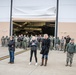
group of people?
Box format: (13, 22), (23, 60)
(0, 34), (70, 51)
(0, 34), (66, 51)
(7, 34), (51, 66)
(1, 34), (30, 49)
(1, 34), (76, 67)
(28, 34), (50, 66)
(28, 35), (76, 67)
(1, 36), (9, 47)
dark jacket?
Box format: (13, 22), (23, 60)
(8, 40), (15, 51)
(75, 44), (76, 53)
(29, 40), (38, 51)
(41, 38), (50, 55)
(67, 43), (75, 53)
(17, 37), (21, 42)
(65, 37), (71, 44)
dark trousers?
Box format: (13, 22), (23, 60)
(9, 50), (14, 63)
(30, 50), (37, 62)
(64, 43), (68, 52)
(20, 41), (23, 48)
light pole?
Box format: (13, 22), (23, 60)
(54, 0), (59, 49)
(10, 0), (13, 36)
(55, 0), (59, 39)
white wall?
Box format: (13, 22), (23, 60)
(0, 0), (76, 22)
(0, 0), (10, 22)
(59, 0), (76, 22)
(13, 0), (56, 7)
(13, 0), (56, 18)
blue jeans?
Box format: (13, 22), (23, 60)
(9, 50), (14, 63)
(42, 54), (48, 59)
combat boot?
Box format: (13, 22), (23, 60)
(70, 62), (72, 67)
(65, 62), (68, 66)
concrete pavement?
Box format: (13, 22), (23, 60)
(0, 47), (25, 58)
(0, 47), (76, 75)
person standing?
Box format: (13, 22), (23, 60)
(55, 37), (60, 50)
(26, 35), (30, 49)
(29, 36), (38, 65)
(1, 36), (5, 47)
(40, 34), (50, 66)
(60, 36), (65, 51)
(8, 36), (15, 64)
(37, 35), (42, 50)
(64, 35), (71, 52)
(20, 34), (24, 48)
(5, 36), (9, 47)
(23, 35), (27, 49)
(14, 36), (18, 48)
(17, 35), (21, 48)
(49, 36), (53, 50)
(65, 39), (75, 67)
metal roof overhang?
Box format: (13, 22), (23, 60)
(13, 18), (56, 22)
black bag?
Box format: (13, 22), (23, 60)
(40, 46), (45, 54)
(40, 49), (44, 54)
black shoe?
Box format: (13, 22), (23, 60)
(65, 64), (68, 66)
(8, 62), (14, 64)
(11, 62), (14, 64)
(44, 64), (47, 66)
(8, 62), (11, 64)
(69, 64), (72, 67)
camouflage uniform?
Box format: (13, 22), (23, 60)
(5, 36), (9, 47)
(17, 36), (21, 48)
(26, 36), (30, 48)
(14, 36), (18, 48)
(60, 38), (64, 51)
(23, 35), (27, 49)
(37, 35), (42, 50)
(55, 37), (60, 50)
(1, 36), (5, 47)
(66, 41), (75, 67)
(49, 36), (54, 50)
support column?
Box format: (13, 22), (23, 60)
(55, 0), (59, 39)
(54, 0), (59, 49)
(10, 0), (13, 36)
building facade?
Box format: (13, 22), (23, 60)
(0, 0), (76, 43)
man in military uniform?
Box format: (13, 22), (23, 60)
(20, 34), (24, 48)
(55, 37), (60, 50)
(37, 35), (42, 50)
(49, 36), (54, 50)
(17, 35), (21, 48)
(14, 36), (18, 48)
(1, 36), (5, 47)
(66, 39), (75, 67)
(26, 35), (30, 49)
(5, 36), (9, 47)
(60, 36), (65, 51)
(64, 35), (71, 52)
(23, 35), (27, 49)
